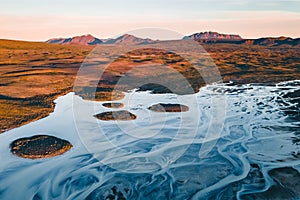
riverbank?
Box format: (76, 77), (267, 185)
(1, 40), (299, 133)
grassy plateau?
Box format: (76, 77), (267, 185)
(0, 39), (299, 133)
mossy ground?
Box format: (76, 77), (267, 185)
(1, 40), (299, 133)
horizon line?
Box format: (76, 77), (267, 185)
(1, 31), (299, 43)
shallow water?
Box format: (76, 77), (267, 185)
(0, 80), (299, 199)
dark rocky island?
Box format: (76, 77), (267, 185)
(10, 135), (72, 159)
(102, 102), (124, 109)
(94, 110), (137, 121)
(148, 103), (189, 112)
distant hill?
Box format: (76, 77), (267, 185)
(104, 34), (154, 45)
(46, 34), (103, 45)
(185, 31), (300, 46)
(46, 32), (300, 47)
(244, 37), (300, 46)
(184, 31), (243, 42)
(46, 34), (154, 45)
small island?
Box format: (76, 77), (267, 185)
(10, 135), (72, 159)
(94, 110), (137, 121)
(102, 102), (124, 109)
(148, 103), (189, 112)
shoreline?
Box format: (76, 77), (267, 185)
(0, 87), (72, 133)
(2, 78), (299, 134)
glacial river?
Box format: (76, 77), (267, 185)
(0, 80), (299, 199)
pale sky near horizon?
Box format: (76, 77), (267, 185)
(1, 0), (300, 41)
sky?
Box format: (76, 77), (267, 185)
(1, 0), (300, 41)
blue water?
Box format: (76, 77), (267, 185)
(0, 80), (299, 200)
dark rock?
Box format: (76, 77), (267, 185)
(10, 135), (72, 159)
(137, 83), (173, 94)
(102, 102), (124, 109)
(94, 110), (136, 121)
(148, 103), (189, 112)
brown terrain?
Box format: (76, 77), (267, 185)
(94, 110), (137, 121)
(102, 102), (124, 109)
(10, 135), (72, 159)
(1, 32), (300, 134)
(0, 39), (92, 133)
(148, 103), (189, 112)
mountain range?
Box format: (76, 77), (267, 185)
(104, 34), (154, 44)
(46, 34), (103, 45)
(184, 31), (242, 42)
(46, 34), (154, 45)
(46, 31), (300, 47)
